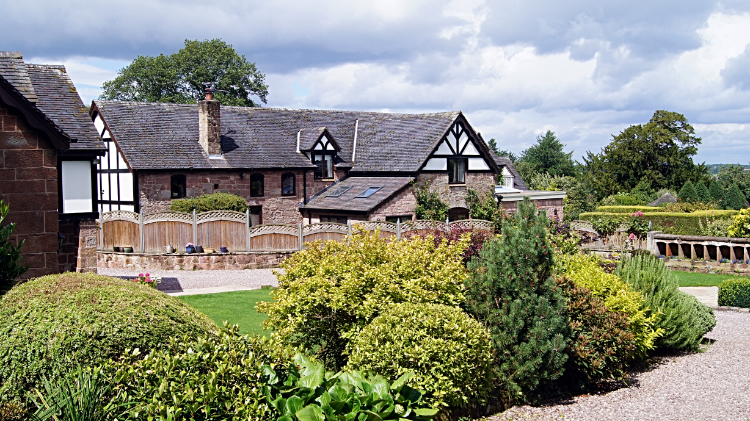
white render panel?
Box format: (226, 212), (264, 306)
(118, 173), (134, 201)
(462, 141), (480, 156)
(102, 129), (111, 139)
(468, 158), (490, 171)
(93, 114), (105, 134)
(120, 205), (135, 212)
(326, 142), (335, 150)
(314, 142), (323, 150)
(435, 139), (453, 155)
(117, 151), (128, 169)
(457, 132), (468, 152)
(423, 158), (447, 171)
(61, 161), (93, 214)
(100, 173), (110, 201)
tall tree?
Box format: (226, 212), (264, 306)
(709, 181), (724, 204)
(101, 39), (268, 107)
(716, 164), (750, 200)
(695, 181), (710, 203)
(518, 131), (576, 177)
(724, 184), (746, 210)
(581, 110), (707, 200)
(678, 181), (699, 203)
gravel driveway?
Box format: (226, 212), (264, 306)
(97, 268), (279, 292)
(491, 311), (750, 421)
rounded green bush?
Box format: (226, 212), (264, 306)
(170, 192), (247, 213)
(718, 278), (750, 308)
(345, 303), (494, 408)
(0, 272), (217, 403)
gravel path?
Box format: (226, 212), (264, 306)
(491, 311), (750, 421)
(97, 268), (279, 292)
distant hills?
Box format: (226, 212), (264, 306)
(706, 164), (750, 175)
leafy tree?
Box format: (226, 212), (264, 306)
(716, 164), (750, 200)
(563, 179), (597, 220)
(695, 181), (710, 203)
(465, 198), (568, 401)
(709, 181), (724, 204)
(581, 110), (707, 200)
(488, 138), (518, 162)
(518, 131), (576, 177)
(678, 181), (699, 203)
(630, 179), (656, 204)
(101, 39), (268, 106)
(0, 201), (27, 294)
(723, 183), (746, 210)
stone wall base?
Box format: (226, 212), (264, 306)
(97, 251), (294, 271)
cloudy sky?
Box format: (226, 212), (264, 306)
(3, 0), (750, 164)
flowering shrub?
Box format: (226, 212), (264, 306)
(549, 218), (580, 255)
(404, 225), (493, 263)
(134, 273), (160, 288)
(727, 208), (750, 238)
(626, 211), (649, 239)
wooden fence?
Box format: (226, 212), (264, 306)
(99, 210), (495, 253)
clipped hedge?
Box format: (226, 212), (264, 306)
(103, 326), (295, 421)
(346, 303), (494, 408)
(595, 206), (666, 214)
(170, 192), (247, 213)
(579, 210), (738, 235)
(0, 273), (217, 404)
(718, 278), (750, 308)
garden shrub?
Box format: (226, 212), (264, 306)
(0, 272), (217, 405)
(718, 278), (750, 308)
(346, 303), (494, 408)
(599, 193), (643, 206)
(465, 198), (568, 402)
(687, 293), (716, 336)
(579, 210), (737, 236)
(264, 355), (439, 421)
(595, 206), (664, 214)
(723, 183), (746, 210)
(258, 230), (468, 369)
(630, 179), (656, 204)
(678, 181), (700, 203)
(727, 208), (750, 238)
(556, 277), (635, 387)
(548, 219), (580, 256)
(405, 225), (493, 264)
(696, 181), (710, 203)
(559, 254), (662, 359)
(0, 200), (27, 295)
(414, 182), (449, 221)
(709, 181), (724, 204)
(169, 192), (247, 213)
(591, 214), (623, 238)
(102, 325), (295, 421)
(699, 212), (733, 237)
(661, 201), (717, 213)
(616, 255), (712, 351)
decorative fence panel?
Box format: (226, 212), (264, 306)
(99, 210), (497, 253)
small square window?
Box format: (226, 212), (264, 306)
(356, 187), (382, 198)
(320, 215), (347, 224)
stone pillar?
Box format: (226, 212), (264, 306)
(646, 231), (661, 254)
(704, 244), (708, 261)
(690, 243), (696, 261)
(76, 219), (99, 273)
(677, 239), (684, 259)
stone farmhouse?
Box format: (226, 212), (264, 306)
(0, 52), (105, 278)
(91, 90), (563, 225)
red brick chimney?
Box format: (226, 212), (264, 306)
(199, 84), (221, 156)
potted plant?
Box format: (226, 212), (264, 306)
(195, 245), (204, 253)
(185, 242), (195, 253)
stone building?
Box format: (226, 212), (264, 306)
(91, 90), (563, 225)
(0, 52), (105, 278)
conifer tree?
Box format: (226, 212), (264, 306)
(678, 181), (699, 203)
(465, 198), (568, 402)
(724, 183), (746, 210)
(709, 181), (724, 204)
(695, 181), (710, 203)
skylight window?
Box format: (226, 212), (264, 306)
(356, 187), (382, 198)
(327, 186), (352, 197)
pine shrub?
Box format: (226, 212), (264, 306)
(709, 181), (724, 204)
(556, 277), (635, 387)
(465, 198), (568, 402)
(616, 255), (713, 351)
(678, 181), (699, 203)
(169, 192), (247, 213)
(258, 230), (469, 370)
(346, 303), (495, 408)
(723, 184), (746, 210)
(696, 181), (710, 203)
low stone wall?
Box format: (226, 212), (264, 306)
(662, 258), (750, 276)
(97, 250), (294, 271)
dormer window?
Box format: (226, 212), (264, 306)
(502, 167), (514, 188)
(313, 153), (334, 179)
(300, 129), (340, 180)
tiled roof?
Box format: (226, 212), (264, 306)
(0, 52), (37, 103)
(299, 127), (327, 150)
(301, 176), (413, 213)
(26, 65), (105, 151)
(491, 154), (528, 190)
(0, 52), (104, 152)
(93, 100), (459, 172)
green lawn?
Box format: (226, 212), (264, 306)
(177, 288), (273, 336)
(672, 270), (745, 287)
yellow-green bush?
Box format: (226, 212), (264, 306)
(579, 210), (737, 236)
(346, 303), (494, 408)
(257, 230), (469, 369)
(559, 254), (662, 358)
(727, 208), (750, 238)
(595, 206), (665, 214)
